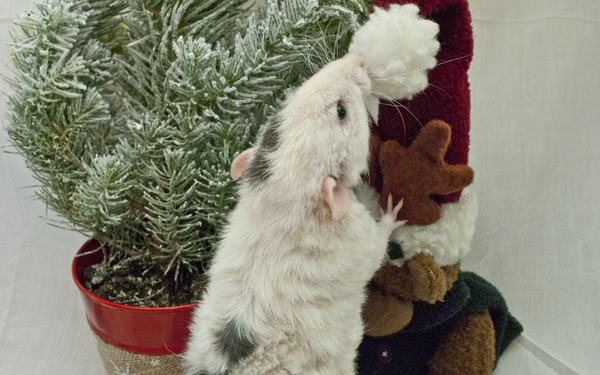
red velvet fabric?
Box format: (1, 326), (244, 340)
(371, 0), (473, 204)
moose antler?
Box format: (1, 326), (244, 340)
(376, 120), (474, 225)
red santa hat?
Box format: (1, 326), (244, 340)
(370, 0), (474, 204)
(349, 0), (477, 266)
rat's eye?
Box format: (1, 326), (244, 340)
(337, 102), (347, 121)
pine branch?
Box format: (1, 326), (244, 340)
(5, 0), (372, 290)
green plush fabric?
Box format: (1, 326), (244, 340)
(402, 271), (470, 333)
(406, 271), (524, 364)
(387, 241), (405, 260)
(356, 271), (523, 374)
(459, 272), (524, 361)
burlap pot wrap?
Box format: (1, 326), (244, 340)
(93, 332), (183, 375)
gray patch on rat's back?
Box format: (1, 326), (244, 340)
(245, 116), (282, 187)
(215, 319), (258, 368)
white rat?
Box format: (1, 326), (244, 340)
(182, 54), (405, 375)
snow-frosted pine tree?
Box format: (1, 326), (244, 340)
(5, 0), (371, 305)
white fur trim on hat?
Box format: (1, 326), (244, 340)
(349, 4), (440, 102)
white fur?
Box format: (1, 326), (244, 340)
(183, 55), (401, 375)
(349, 4), (440, 102)
(355, 184), (478, 267)
(365, 94), (380, 125)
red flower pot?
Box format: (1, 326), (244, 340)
(72, 239), (198, 355)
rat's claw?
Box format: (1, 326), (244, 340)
(380, 193), (394, 217)
(381, 195), (405, 228)
(393, 198), (404, 217)
(386, 194), (404, 219)
(394, 219), (408, 230)
(379, 194), (406, 230)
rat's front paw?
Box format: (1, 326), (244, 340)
(379, 194), (407, 234)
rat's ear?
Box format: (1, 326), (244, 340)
(231, 148), (255, 180)
(321, 176), (350, 220)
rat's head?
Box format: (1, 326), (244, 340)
(233, 54), (373, 220)
(248, 54), (372, 190)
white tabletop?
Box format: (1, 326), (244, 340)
(1, 1), (599, 374)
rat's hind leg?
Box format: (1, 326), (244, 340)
(235, 332), (299, 375)
(183, 315), (246, 375)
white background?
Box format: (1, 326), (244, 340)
(1, 0), (599, 374)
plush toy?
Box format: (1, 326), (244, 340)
(348, 1), (523, 375)
(226, 2), (522, 374)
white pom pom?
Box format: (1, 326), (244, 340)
(349, 4), (440, 101)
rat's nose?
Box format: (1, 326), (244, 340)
(343, 53), (365, 68)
